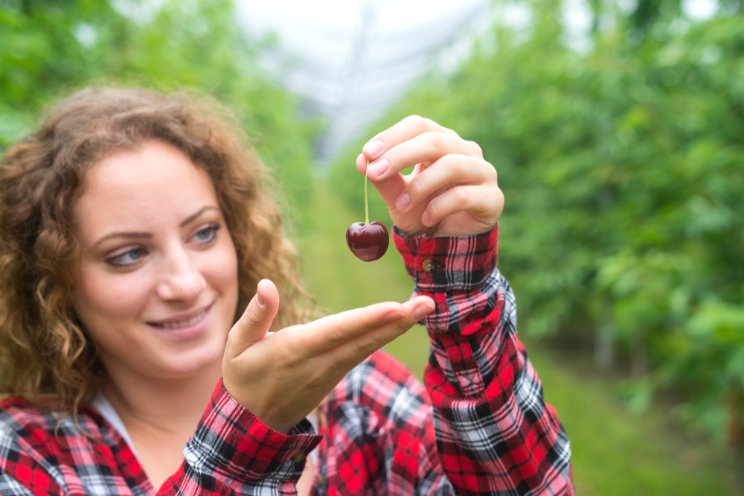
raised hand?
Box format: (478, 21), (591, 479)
(222, 279), (434, 433)
(356, 115), (504, 238)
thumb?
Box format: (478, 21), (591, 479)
(355, 153), (406, 211)
(225, 279), (280, 359)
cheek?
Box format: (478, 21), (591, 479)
(71, 266), (150, 331)
(215, 243), (240, 304)
(199, 238), (240, 314)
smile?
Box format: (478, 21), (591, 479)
(149, 305), (211, 330)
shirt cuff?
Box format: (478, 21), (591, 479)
(393, 225), (498, 293)
(186, 379), (322, 482)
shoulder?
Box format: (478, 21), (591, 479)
(363, 349), (424, 387)
(327, 351), (431, 428)
(352, 350), (426, 398)
(1, 397), (63, 444)
(0, 397), (115, 493)
(0, 396), (112, 455)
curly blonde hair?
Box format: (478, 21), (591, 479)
(0, 86), (310, 416)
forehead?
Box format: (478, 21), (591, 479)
(73, 141), (218, 232)
(84, 139), (209, 188)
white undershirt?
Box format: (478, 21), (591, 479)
(306, 410), (319, 464)
(92, 393), (319, 465)
(91, 393), (138, 455)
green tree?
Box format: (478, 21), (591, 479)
(0, 0), (317, 218)
(329, 0), (744, 445)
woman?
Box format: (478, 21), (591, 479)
(0, 86), (573, 494)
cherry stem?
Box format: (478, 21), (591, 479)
(364, 160), (370, 224)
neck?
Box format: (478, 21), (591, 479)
(101, 361), (221, 436)
(99, 359), (222, 489)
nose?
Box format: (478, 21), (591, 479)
(155, 248), (207, 302)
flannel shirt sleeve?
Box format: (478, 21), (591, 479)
(394, 225), (573, 495)
(159, 379), (321, 495)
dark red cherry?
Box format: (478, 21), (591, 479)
(346, 221), (389, 262)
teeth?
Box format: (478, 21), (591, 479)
(153, 311), (206, 329)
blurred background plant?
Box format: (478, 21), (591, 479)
(1, 0), (742, 493)
(0, 0), (317, 212)
(331, 0), (744, 451)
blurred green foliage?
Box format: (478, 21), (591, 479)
(330, 1), (744, 446)
(0, 0), (317, 218)
(300, 183), (743, 495)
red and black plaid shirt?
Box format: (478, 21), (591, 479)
(0, 225), (573, 495)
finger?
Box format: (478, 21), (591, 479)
(356, 131), (478, 180)
(354, 116), (460, 204)
(325, 296), (435, 368)
(356, 115), (459, 182)
(366, 132), (482, 183)
(354, 137), (481, 213)
(225, 279), (280, 358)
(422, 184), (504, 231)
(295, 296), (435, 356)
(395, 155), (497, 214)
(353, 157), (408, 212)
(360, 115), (458, 162)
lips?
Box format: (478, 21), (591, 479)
(149, 304), (212, 330)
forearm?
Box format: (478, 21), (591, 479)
(158, 380), (321, 495)
(425, 271), (571, 494)
(395, 226), (573, 495)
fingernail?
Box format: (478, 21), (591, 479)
(396, 192), (411, 212)
(412, 301), (433, 321)
(356, 154), (365, 168)
(363, 139), (384, 157)
(368, 158), (388, 178)
(256, 291), (265, 307)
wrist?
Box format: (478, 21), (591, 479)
(392, 224), (498, 293)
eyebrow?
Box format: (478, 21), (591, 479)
(179, 205), (220, 228)
(91, 205), (221, 250)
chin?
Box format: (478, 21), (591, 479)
(159, 340), (224, 379)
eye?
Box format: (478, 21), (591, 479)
(105, 247), (147, 267)
(193, 223), (220, 245)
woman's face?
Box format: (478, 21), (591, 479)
(70, 140), (239, 382)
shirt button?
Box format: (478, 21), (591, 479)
(292, 453), (306, 463)
(422, 259), (434, 272)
